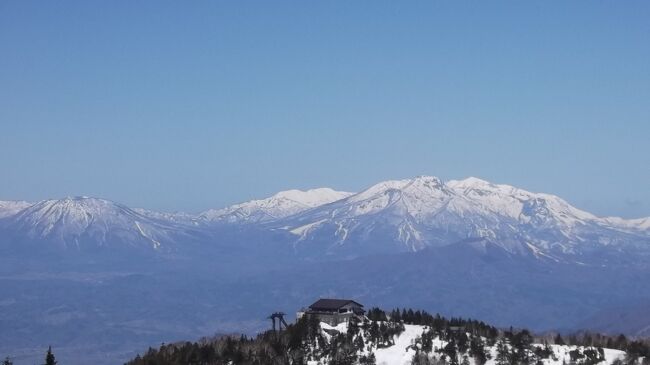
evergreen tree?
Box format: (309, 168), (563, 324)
(511, 329), (533, 364)
(440, 340), (458, 365)
(421, 330), (434, 353)
(615, 334), (628, 350)
(412, 353), (434, 365)
(390, 309), (402, 322)
(359, 352), (376, 365)
(369, 321), (380, 344)
(469, 336), (489, 365)
(495, 338), (510, 365)
(44, 346), (57, 365)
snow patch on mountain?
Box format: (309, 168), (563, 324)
(600, 216), (650, 233)
(290, 219), (328, 238)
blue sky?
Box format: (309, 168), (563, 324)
(1, 1), (649, 217)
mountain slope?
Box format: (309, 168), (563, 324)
(0, 196), (195, 252)
(200, 188), (353, 223)
(0, 200), (32, 218)
(1, 177), (648, 261)
(276, 176), (650, 260)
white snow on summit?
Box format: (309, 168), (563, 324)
(3, 196), (185, 250)
(200, 188), (353, 223)
(1, 176), (648, 258)
(447, 177), (599, 226)
(276, 176), (650, 257)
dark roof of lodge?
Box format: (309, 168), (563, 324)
(309, 299), (364, 311)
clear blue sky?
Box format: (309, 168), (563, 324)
(1, 1), (649, 217)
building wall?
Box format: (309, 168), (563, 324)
(300, 311), (358, 326)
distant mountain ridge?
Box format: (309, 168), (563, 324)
(199, 187), (353, 223)
(273, 176), (650, 260)
(1, 177), (648, 260)
(0, 196), (196, 252)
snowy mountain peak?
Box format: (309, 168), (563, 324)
(412, 174), (444, 184)
(447, 176), (495, 189)
(200, 187), (354, 223)
(349, 176), (446, 202)
(16, 196), (125, 225)
(401, 175), (446, 194)
(277, 176), (650, 258)
(447, 178), (599, 223)
(2, 196), (185, 250)
(271, 187), (353, 207)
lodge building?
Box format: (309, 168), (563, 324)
(297, 298), (365, 326)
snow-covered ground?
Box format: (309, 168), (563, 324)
(311, 322), (630, 365)
(373, 324), (427, 365)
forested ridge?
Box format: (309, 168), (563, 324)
(125, 308), (650, 365)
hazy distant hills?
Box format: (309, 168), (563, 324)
(1, 176), (649, 365)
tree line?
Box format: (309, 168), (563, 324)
(125, 313), (404, 365)
(125, 307), (650, 365)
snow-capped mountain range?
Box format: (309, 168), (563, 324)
(275, 176), (650, 259)
(1, 176), (648, 260)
